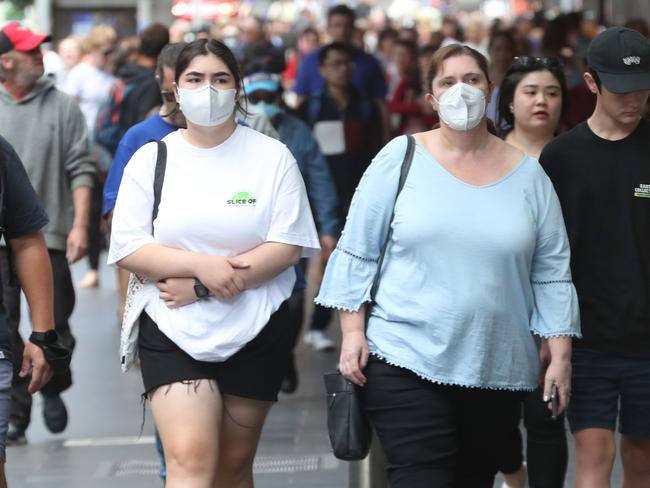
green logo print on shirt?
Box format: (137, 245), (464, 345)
(634, 184), (650, 198)
(227, 191), (257, 205)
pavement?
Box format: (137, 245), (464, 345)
(5, 258), (623, 487)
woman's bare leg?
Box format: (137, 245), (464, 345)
(215, 395), (273, 488)
(151, 380), (222, 488)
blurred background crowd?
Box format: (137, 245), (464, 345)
(2, 0), (650, 136)
(0, 0), (647, 304)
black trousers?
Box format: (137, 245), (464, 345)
(86, 177), (105, 270)
(0, 248), (76, 430)
(525, 388), (568, 487)
(362, 357), (524, 488)
(498, 387), (568, 487)
(286, 288), (305, 350)
(309, 302), (331, 331)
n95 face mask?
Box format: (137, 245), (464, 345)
(434, 83), (487, 131)
(177, 86), (237, 127)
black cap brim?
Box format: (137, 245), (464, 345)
(598, 70), (650, 94)
(0, 31), (12, 55)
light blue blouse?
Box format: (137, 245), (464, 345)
(315, 135), (581, 390)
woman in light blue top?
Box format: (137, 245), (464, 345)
(316, 44), (580, 487)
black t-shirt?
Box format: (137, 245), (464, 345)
(540, 118), (650, 358)
(0, 135), (49, 356)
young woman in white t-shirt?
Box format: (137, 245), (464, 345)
(108, 39), (320, 487)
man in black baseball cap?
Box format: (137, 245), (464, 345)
(587, 26), (650, 93)
(539, 26), (650, 488)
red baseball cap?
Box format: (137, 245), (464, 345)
(0, 22), (51, 55)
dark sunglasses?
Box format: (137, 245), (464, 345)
(514, 56), (562, 69)
(247, 92), (277, 104)
(160, 90), (177, 103)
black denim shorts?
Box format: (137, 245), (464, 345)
(568, 348), (650, 438)
(138, 302), (291, 402)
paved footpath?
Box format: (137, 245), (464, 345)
(6, 260), (622, 487)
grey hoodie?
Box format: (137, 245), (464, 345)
(0, 75), (95, 250)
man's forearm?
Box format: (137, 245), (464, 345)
(8, 232), (54, 332)
(72, 185), (92, 229)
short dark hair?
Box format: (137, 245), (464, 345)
(588, 68), (602, 91)
(318, 42), (351, 65)
(139, 23), (170, 59)
(175, 39), (246, 114)
(378, 27), (398, 44)
(327, 4), (355, 23)
(156, 42), (187, 84)
(497, 59), (569, 130)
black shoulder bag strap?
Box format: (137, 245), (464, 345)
(365, 134), (415, 329)
(151, 140), (167, 224)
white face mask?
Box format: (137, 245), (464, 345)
(433, 82), (486, 131)
(177, 85), (237, 127)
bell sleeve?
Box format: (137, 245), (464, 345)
(529, 173), (581, 338)
(315, 136), (409, 311)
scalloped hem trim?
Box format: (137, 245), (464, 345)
(369, 352), (536, 391)
(313, 297), (364, 313)
(530, 329), (582, 339)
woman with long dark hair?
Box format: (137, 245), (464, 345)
(108, 39), (319, 487)
(496, 56), (571, 488)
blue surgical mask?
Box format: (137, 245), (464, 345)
(256, 102), (282, 120)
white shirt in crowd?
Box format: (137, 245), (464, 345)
(43, 50), (68, 88)
(108, 125), (320, 361)
(63, 62), (115, 130)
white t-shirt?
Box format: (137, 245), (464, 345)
(107, 126), (320, 361)
(63, 62), (115, 130)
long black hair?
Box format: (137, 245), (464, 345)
(175, 38), (247, 115)
(496, 58), (569, 132)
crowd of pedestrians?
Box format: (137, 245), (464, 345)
(0, 4), (648, 488)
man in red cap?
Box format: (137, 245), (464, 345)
(0, 22), (95, 444)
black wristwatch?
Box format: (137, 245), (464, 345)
(194, 279), (210, 299)
(29, 329), (58, 345)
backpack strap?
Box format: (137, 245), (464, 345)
(151, 140), (167, 225)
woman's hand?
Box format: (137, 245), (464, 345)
(543, 357), (571, 415)
(338, 330), (368, 387)
(157, 278), (198, 309)
(195, 256), (250, 300)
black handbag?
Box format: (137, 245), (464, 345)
(28, 332), (72, 375)
(324, 135), (416, 461)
